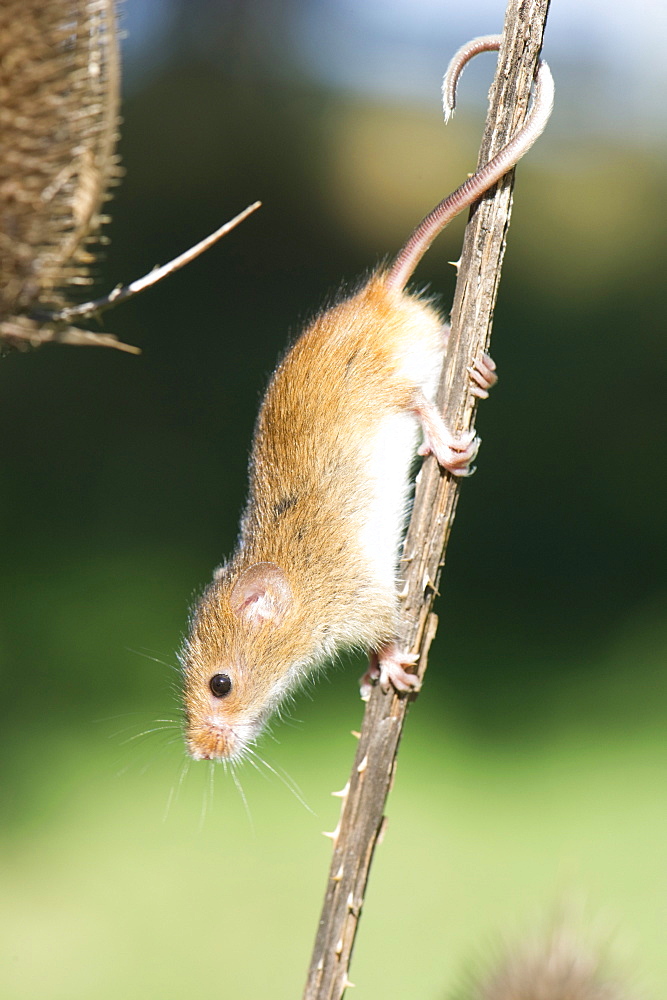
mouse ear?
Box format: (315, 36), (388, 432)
(229, 562), (293, 627)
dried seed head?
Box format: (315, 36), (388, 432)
(458, 924), (638, 1000)
(0, 0), (121, 322)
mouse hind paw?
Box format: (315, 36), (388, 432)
(411, 350), (497, 476)
(412, 390), (479, 476)
(468, 352), (497, 399)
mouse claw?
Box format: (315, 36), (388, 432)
(421, 426), (480, 476)
(359, 676), (374, 702)
(359, 654), (380, 700)
(468, 352), (497, 399)
(412, 392), (480, 476)
(359, 645), (421, 698)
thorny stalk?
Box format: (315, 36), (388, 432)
(302, 2), (552, 998)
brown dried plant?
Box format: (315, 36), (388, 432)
(0, 0), (259, 355)
(0, 0), (132, 351)
(458, 923), (637, 1000)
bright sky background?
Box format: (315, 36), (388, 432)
(122, 0), (667, 144)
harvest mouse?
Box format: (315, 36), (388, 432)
(182, 36), (554, 762)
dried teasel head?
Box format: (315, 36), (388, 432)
(0, 0), (259, 354)
(454, 921), (639, 1000)
(0, 0), (133, 352)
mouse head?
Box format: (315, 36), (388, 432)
(182, 561), (299, 763)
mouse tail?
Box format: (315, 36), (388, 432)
(385, 36), (554, 293)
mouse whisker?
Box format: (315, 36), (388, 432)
(118, 723), (180, 746)
(198, 760), (216, 831)
(246, 747), (315, 815)
(163, 757), (192, 823)
(125, 646), (181, 674)
(230, 764), (255, 834)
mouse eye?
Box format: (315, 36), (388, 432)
(209, 673), (232, 698)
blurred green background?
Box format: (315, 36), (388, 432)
(1, 1), (666, 998)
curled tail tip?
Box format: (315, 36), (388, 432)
(388, 37), (553, 293)
(537, 58), (556, 124)
(441, 73), (457, 123)
(442, 34), (503, 125)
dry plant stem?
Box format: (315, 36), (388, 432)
(0, 316), (141, 353)
(50, 201), (262, 323)
(2, 203), (262, 355)
(302, 2), (551, 999)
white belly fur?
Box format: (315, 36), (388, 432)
(358, 331), (445, 591)
(357, 409), (419, 590)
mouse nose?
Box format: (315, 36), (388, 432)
(186, 719), (237, 761)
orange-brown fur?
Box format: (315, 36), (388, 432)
(183, 274), (445, 759)
(180, 34), (553, 762)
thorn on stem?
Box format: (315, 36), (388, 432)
(322, 822), (341, 844)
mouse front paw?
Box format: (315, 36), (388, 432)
(359, 644), (421, 700)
